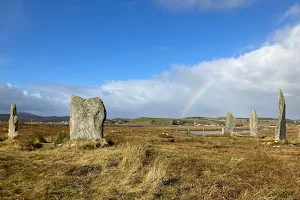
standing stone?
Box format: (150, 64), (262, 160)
(221, 127), (225, 135)
(8, 104), (18, 139)
(224, 112), (236, 135)
(250, 109), (258, 137)
(298, 126), (300, 142)
(275, 89), (286, 141)
(70, 95), (106, 140)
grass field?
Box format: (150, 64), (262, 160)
(1, 122), (300, 199)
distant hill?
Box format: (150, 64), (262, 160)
(18, 112), (40, 117)
(0, 112), (69, 123)
(0, 113), (297, 124)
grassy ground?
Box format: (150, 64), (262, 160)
(1, 123), (300, 200)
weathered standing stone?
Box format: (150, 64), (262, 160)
(8, 104), (18, 139)
(250, 109), (258, 137)
(221, 127), (225, 135)
(70, 95), (106, 140)
(224, 112), (236, 135)
(298, 127), (300, 142)
(275, 89), (286, 141)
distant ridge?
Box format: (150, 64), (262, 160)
(0, 113), (69, 123)
(18, 112), (40, 117)
(0, 113), (296, 123)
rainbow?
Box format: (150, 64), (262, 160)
(181, 79), (215, 117)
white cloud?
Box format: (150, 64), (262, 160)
(0, 83), (68, 116)
(5, 83), (17, 88)
(280, 3), (300, 23)
(22, 90), (28, 96)
(31, 92), (42, 98)
(4, 23), (300, 118)
(284, 92), (294, 97)
(156, 0), (255, 11)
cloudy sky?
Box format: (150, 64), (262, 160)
(1, 0), (300, 119)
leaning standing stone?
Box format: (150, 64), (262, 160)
(224, 112), (235, 135)
(69, 95), (106, 140)
(8, 104), (18, 139)
(250, 109), (258, 137)
(275, 89), (286, 141)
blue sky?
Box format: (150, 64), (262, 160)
(1, 0), (300, 118)
(0, 0), (294, 85)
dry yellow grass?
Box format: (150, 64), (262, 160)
(1, 123), (300, 199)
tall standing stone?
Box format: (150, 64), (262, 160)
(69, 95), (106, 140)
(275, 89), (286, 141)
(8, 104), (18, 139)
(224, 112), (236, 135)
(250, 109), (258, 137)
(298, 126), (300, 142)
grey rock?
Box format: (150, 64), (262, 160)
(275, 89), (286, 141)
(250, 109), (258, 137)
(224, 112), (236, 135)
(70, 95), (106, 140)
(8, 104), (18, 139)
